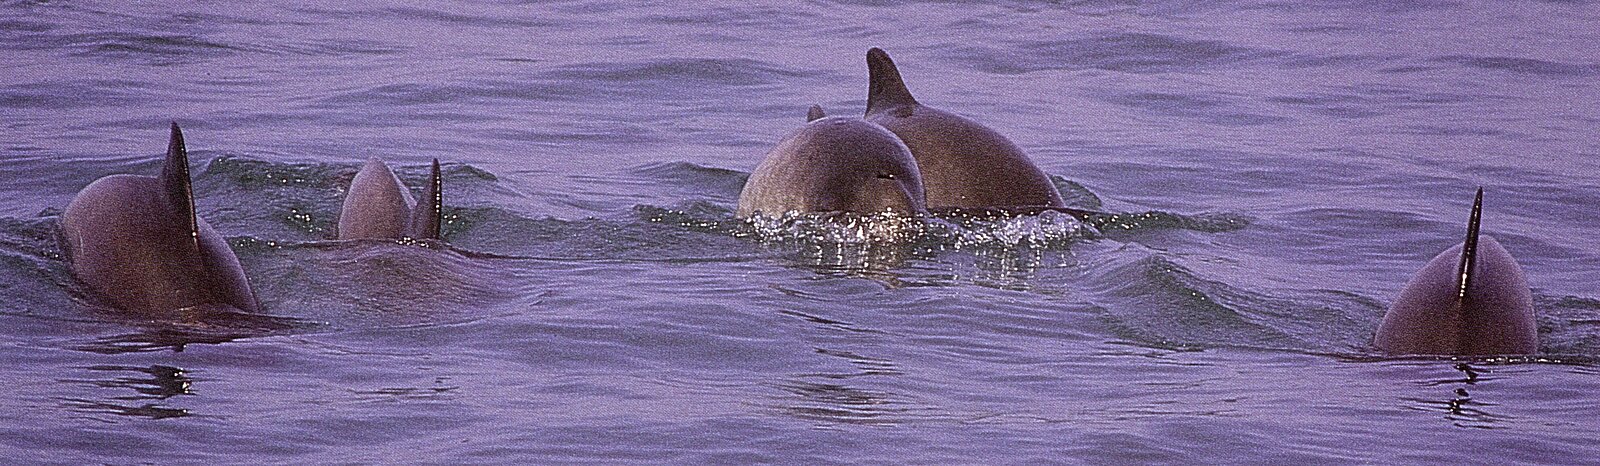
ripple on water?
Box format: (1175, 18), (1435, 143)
(44, 31), (239, 66)
(944, 33), (1285, 75)
(1096, 90), (1292, 127)
(0, 80), (160, 109)
(1082, 250), (1382, 353)
(288, 5), (559, 29)
(538, 58), (817, 100)
(1435, 55), (1600, 78)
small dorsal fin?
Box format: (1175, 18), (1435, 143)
(409, 158), (443, 240)
(865, 47), (918, 115)
(1455, 187), (1484, 300)
(159, 122), (200, 246)
(807, 105), (826, 122)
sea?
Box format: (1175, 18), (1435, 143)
(3, 0), (1599, 463)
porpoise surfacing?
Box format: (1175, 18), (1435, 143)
(863, 47), (1064, 209)
(738, 109), (926, 218)
(338, 158), (442, 240)
(60, 123), (260, 314)
(1375, 188), (1536, 355)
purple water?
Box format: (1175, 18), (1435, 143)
(3, 0), (1599, 463)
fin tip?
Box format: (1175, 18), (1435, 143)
(1456, 188), (1485, 300)
(865, 47), (917, 113)
(807, 105), (825, 122)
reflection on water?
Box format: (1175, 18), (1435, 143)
(59, 399), (190, 421)
(71, 328), (254, 355)
(66, 304), (312, 354)
(349, 378), (460, 403)
(805, 347), (903, 379)
(771, 379), (927, 427)
(1404, 362), (1511, 429)
(777, 310), (887, 336)
(76, 365), (193, 399)
(776, 241), (919, 285)
(58, 365), (195, 421)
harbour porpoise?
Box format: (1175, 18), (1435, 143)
(337, 158), (443, 240)
(60, 123), (260, 314)
(1375, 188), (1536, 355)
(737, 106), (927, 217)
(863, 47), (1064, 210)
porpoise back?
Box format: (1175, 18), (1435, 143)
(1375, 188), (1536, 355)
(338, 158), (443, 240)
(863, 47), (1064, 209)
(60, 123), (259, 314)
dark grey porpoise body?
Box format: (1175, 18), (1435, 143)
(337, 158), (442, 240)
(60, 123), (259, 314)
(1375, 189), (1536, 355)
(863, 48), (1064, 209)
(737, 110), (927, 217)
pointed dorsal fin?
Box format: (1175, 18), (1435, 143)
(159, 122), (200, 246)
(409, 158), (443, 240)
(807, 105), (826, 122)
(865, 47), (918, 115)
(1455, 187), (1484, 300)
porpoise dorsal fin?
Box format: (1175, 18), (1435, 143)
(807, 105), (826, 122)
(409, 158), (443, 240)
(865, 47), (918, 115)
(1455, 187), (1485, 301)
(159, 122), (200, 246)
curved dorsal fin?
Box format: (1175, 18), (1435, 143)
(409, 158), (443, 240)
(807, 104), (826, 122)
(1455, 187), (1484, 300)
(865, 47), (918, 115)
(159, 122), (200, 246)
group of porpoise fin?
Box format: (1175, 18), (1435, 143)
(58, 48), (1536, 356)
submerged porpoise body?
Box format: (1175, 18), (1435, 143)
(60, 123), (260, 314)
(737, 106), (927, 217)
(1375, 189), (1536, 355)
(862, 47), (1064, 209)
(337, 158), (442, 240)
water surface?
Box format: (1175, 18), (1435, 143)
(3, 0), (1600, 463)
